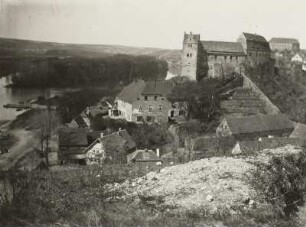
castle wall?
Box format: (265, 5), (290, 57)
(205, 54), (246, 77)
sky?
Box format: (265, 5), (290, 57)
(0, 0), (305, 49)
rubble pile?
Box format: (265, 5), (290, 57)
(104, 145), (305, 218)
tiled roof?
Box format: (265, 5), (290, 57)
(84, 129), (136, 156)
(141, 81), (175, 96)
(225, 114), (294, 135)
(117, 80), (146, 104)
(201, 41), (245, 55)
(270, 37), (299, 44)
(242, 33), (268, 42)
(58, 127), (90, 147)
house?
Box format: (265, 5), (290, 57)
(68, 112), (90, 128)
(216, 114), (295, 140)
(83, 129), (136, 165)
(127, 149), (162, 165)
(58, 127), (90, 164)
(86, 99), (113, 118)
(290, 123), (306, 139)
(111, 80), (184, 123)
(291, 53), (303, 63)
(237, 32), (271, 67)
(59, 127), (136, 165)
(232, 137), (306, 155)
(269, 38), (300, 52)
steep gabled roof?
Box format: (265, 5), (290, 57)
(270, 37), (299, 44)
(141, 81), (175, 96)
(118, 129), (136, 151)
(117, 80), (146, 104)
(201, 41), (245, 55)
(242, 33), (268, 42)
(225, 114), (294, 135)
(58, 127), (90, 147)
(83, 129), (136, 155)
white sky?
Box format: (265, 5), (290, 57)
(0, 0), (305, 49)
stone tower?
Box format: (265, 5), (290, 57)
(180, 32), (200, 81)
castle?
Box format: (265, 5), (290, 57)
(180, 32), (271, 80)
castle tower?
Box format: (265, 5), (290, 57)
(180, 32), (200, 81)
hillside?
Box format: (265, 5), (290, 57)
(1, 145), (305, 226)
(247, 66), (306, 123)
(0, 37), (181, 75)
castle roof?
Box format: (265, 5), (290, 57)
(242, 33), (268, 43)
(116, 80), (146, 104)
(224, 114), (294, 135)
(270, 37), (299, 44)
(201, 41), (245, 55)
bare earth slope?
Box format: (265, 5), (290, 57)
(105, 145), (305, 220)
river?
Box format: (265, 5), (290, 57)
(0, 76), (78, 121)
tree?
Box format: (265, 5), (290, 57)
(167, 74), (243, 121)
(38, 108), (60, 166)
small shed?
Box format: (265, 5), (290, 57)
(127, 149), (162, 164)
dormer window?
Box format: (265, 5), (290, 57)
(144, 96), (148, 101)
(154, 96), (158, 101)
(139, 105), (143, 112)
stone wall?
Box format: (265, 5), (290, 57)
(185, 136), (236, 160)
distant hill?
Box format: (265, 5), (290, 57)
(0, 37), (181, 75)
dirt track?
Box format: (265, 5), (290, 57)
(0, 129), (39, 171)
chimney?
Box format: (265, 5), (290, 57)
(119, 127), (122, 131)
(156, 148), (160, 157)
(100, 132), (104, 138)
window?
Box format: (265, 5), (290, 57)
(215, 55), (217, 60)
(188, 44), (192, 48)
(230, 56), (233, 60)
(236, 56), (238, 60)
(154, 96), (158, 101)
(144, 96), (148, 101)
(137, 116), (143, 122)
(148, 105), (153, 112)
(249, 52), (252, 56)
(139, 105), (143, 112)
(179, 110), (185, 116)
(187, 53), (189, 57)
(190, 53), (192, 57)
(224, 56), (227, 60)
(158, 105), (162, 111)
(146, 116), (152, 122)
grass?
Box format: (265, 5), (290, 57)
(1, 160), (305, 227)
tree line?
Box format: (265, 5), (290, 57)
(1, 54), (168, 87)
